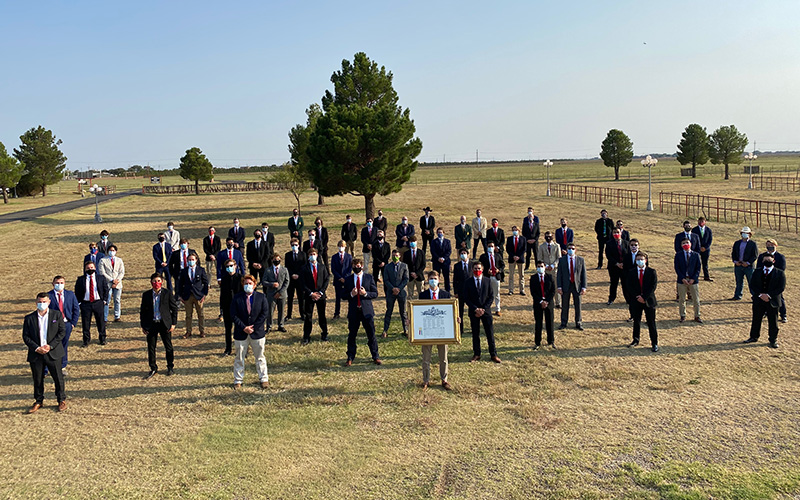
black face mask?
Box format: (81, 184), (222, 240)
(561, 223), (567, 228)
(158, 237), (165, 242)
(85, 269), (95, 275)
(763, 260), (774, 268)
(353, 267), (363, 274)
(545, 237), (553, 242)
(226, 244), (233, 249)
(273, 260), (281, 266)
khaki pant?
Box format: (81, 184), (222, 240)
(345, 240), (355, 255)
(422, 344), (448, 384)
(545, 268), (560, 307)
(234, 336), (268, 384)
(362, 252), (371, 271)
(677, 283), (700, 319)
(204, 260), (215, 278)
(490, 277), (501, 312)
(407, 279), (424, 299)
(508, 262), (525, 293)
(184, 295), (205, 335)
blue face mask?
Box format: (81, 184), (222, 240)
(226, 266), (235, 274)
(367, 222), (372, 228)
(37, 302), (48, 311)
(91, 248), (97, 254)
(188, 260), (197, 267)
(101, 235), (108, 240)
(53, 283), (65, 292)
(410, 243), (417, 249)
(180, 244), (188, 250)
(567, 249), (575, 256)
(243, 284), (254, 294)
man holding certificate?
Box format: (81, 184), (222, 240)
(418, 271), (453, 390)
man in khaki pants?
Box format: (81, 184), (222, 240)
(674, 238), (702, 323)
(417, 271), (452, 390)
(537, 231), (561, 308)
(471, 209), (488, 259)
(178, 253), (209, 338)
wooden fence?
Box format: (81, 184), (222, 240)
(659, 192), (800, 233)
(550, 183), (639, 209)
(142, 182), (286, 195)
(755, 176), (800, 192)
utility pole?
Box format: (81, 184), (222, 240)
(475, 149), (478, 166)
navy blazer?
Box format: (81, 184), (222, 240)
(216, 248), (245, 280)
(346, 272), (379, 319)
(48, 289), (80, 326)
(169, 247), (198, 279)
(757, 251), (786, 271)
(284, 250), (308, 278)
(83, 251), (105, 268)
(674, 232), (701, 253)
(691, 225), (713, 251)
(731, 239), (758, 264)
(463, 276), (494, 314)
(179, 266), (209, 301)
(231, 291), (269, 340)
(361, 226), (378, 253)
(75, 273), (110, 304)
(674, 250), (702, 283)
(419, 288), (451, 300)
(452, 259), (473, 297)
(506, 234), (526, 261)
(522, 216), (540, 242)
(750, 267), (786, 309)
(22, 309), (65, 363)
(152, 242), (173, 271)
(555, 227), (574, 251)
(395, 223), (415, 248)
(228, 226), (246, 250)
(140, 289), (179, 331)
(403, 247), (426, 282)
(430, 238), (452, 268)
(331, 251), (353, 292)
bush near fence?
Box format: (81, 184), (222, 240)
(659, 191), (800, 233)
(142, 182), (286, 195)
(550, 183), (639, 209)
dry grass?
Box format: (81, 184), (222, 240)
(1, 170), (799, 499)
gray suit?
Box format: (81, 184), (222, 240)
(262, 264), (290, 329)
(557, 254), (587, 327)
(383, 261), (409, 334)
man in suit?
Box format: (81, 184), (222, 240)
(537, 232), (561, 308)
(594, 209), (614, 268)
(303, 228), (323, 256)
(383, 249), (409, 337)
(331, 241), (353, 319)
(301, 249), (330, 344)
(75, 261), (110, 346)
(557, 243), (587, 330)
(417, 271), (452, 390)
(479, 242), (505, 316)
(419, 207), (436, 255)
(374, 209), (388, 234)
(673, 220), (701, 253)
(231, 275), (270, 389)
(530, 261), (556, 350)
(97, 229), (113, 256)
(506, 225), (526, 295)
(743, 255), (786, 348)
(454, 215), (472, 255)
(313, 217), (330, 272)
(178, 253), (209, 338)
(228, 218), (245, 252)
(471, 209), (488, 258)
(153, 233), (173, 290)
(84, 242), (105, 268)
(259, 222), (277, 266)
(23, 293), (67, 413)
(47, 276), (79, 376)
(626, 252), (659, 351)
(757, 239), (787, 322)
(522, 207), (540, 270)
(622, 239), (642, 323)
(555, 218), (574, 256)
(371, 230), (391, 283)
(219, 258), (243, 355)
(675, 238), (703, 323)
(246, 229), (269, 283)
(403, 236), (426, 299)
(284, 239), (307, 322)
(216, 237), (245, 283)
(616, 220), (631, 242)
(202, 226), (221, 278)
(169, 238), (195, 295)
(165, 221), (181, 251)
(692, 217), (713, 281)
(344, 259), (382, 366)
(341, 215), (358, 255)
(430, 227), (452, 292)
(486, 218), (505, 255)
(395, 216), (415, 255)
(465, 262), (501, 363)
(452, 248), (472, 322)
(98, 244), (125, 322)
(288, 208), (304, 243)
(140, 273), (178, 379)
(361, 217), (377, 272)
(262, 253), (289, 333)
(730, 226), (759, 301)
(604, 229), (629, 306)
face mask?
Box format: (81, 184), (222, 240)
(682, 244), (691, 250)
(536, 267), (546, 275)
(273, 260), (281, 266)
(309, 255), (317, 263)
(763, 261), (774, 268)
(460, 254), (469, 261)
(545, 237), (552, 242)
(291, 245), (299, 251)
(158, 237), (165, 242)
(188, 260), (197, 267)
(86, 269), (95, 275)
(487, 247), (495, 253)
(429, 279), (439, 287)
(226, 266), (235, 274)
(226, 243), (233, 249)
(410, 242), (417, 249)
(378, 214), (383, 218)
(766, 246), (775, 253)
(392, 256), (400, 263)
(180, 244), (188, 250)
(742, 233), (749, 239)
(243, 284), (254, 294)
(353, 267), (362, 274)
(309, 235), (315, 240)
(91, 248), (97, 254)
(339, 247), (346, 253)
(346, 219), (352, 223)
(293, 213), (298, 217)
(367, 222), (372, 228)
(461, 221), (466, 225)
(613, 234), (621, 240)
(477, 213), (481, 217)
(492, 223), (498, 228)
(234, 223), (239, 228)
(53, 283), (64, 292)
(561, 223), (567, 228)
(528, 212), (533, 216)
(601, 214), (607, 219)
(168, 226), (174, 231)
(402, 220), (408, 225)
(37, 303), (48, 311)
(101, 235), (108, 241)
(636, 260), (646, 268)
(255, 234), (262, 240)
(152, 282), (162, 290)
(512, 231), (518, 236)
(567, 249), (575, 256)
(474, 270), (483, 277)
(630, 246), (638, 252)
(437, 233), (444, 239)
(263, 227), (269, 232)
(316, 222), (321, 227)
(108, 251), (116, 257)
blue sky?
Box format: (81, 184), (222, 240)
(1, 1), (798, 169)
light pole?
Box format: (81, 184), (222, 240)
(543, 159), (553, 196)
(641, 155), (657, 211)
(745, 151), (757, 189)
(89, 183), (103, 222)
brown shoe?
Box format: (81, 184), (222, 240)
(470, 355), (480, 362)
(381, 331), (388, 338)
(113, 318), (121, 323)
(442, 381), (453, 391)
(198, 333), (206, 338)
(182, 333), (192, 339)
(58, 401), (67, 412)
(491, 355), (502, 364)
(694, 317), (703, 324)
(233, 383), (241, 390)
(422, 383), (429, 390)
(27, 403), (42, 414)
(344, 359), (352, 367)
(373, 358), (383, 365)
(260, 381), (269, 389)
(493, 311), (501, 317)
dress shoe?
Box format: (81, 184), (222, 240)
(781, 317), (788, 323)
(27, 403), (42, 414)
(470, 355), (480, 362)
(233, 383), (241, 390)
(217, 315), (224, 322)
(58, 401), (67, 412)
(557, 324), (567, 330)
(508, 291), (514, 296)
(373, 358), (383, 365)
(61, 369), (68, 377)
(381, 331), (388, 338)
(727, 297), (741, 301)
(494, 311), (501, 317)
(320, 336), (329, 342)
(742, 338), (758, 344)
(98, 340), (106, 345)
(260, 381), (270, 388)
(344, 359), (352, 367)
(520, 291), (526, 296)
(769, 342), (779, 349)
(628, 340), (639, 348)
(703, 277), (714, 282)
(549, 343), (557, 350)
(606, 301), (613, 306)
(626, 317), (634, 323)
(422, 383), (428, 390)
(182, 333), (192, 339)
(113, 317), (121, 322)
(222, 350), (232, 356)
(80, 343), (88, 348)
(198, 333), (206, 338)
(278, 327), (287, 332)
(402, 331), (408, 337)
(694, 317), (703, 324)
(652, 345), (659, 352)
(532, 344), (540, 351)
(491, 355), (501, 363)
(679, 316), (685, 323)
(301, 339), (310, 346)
(576, 324), (584, 331)
(442, 381), (453, 391)
(144, 370), (157, 380)
(166, 368), (174, 376)
(595, 265), (602, 270)
(554, 304), (561, 309)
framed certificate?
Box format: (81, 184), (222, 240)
(407, 299), (461, 345)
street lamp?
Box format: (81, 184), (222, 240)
(745, 152), (757, 189)
(543, 159), (553, 196)
(89, 183), (103, 222)
(641, 155), (657, 211)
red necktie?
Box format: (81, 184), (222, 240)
(58, 293), (64, 314)
(89, 275), (95, 301)
(183, 252), (187, 267)
(563, 230), (567, 246)
(570, 258), (575, 283)
(490, 255), (496, 274)
(313, 265), (318, 288)
(246, 294), (252, 314)
(229, 250), (233, 260)
(433, 290), (437, 300)
(356, 275), (361, 307)
(514, 237), (518, 252)
(111, 258), (115, 269)
(639, 269), (644, 290)
(540, 276), (545, 298)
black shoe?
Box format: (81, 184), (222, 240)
(703, 277), (714, 282)
(769, 342), (779, 349)
(557, 324), (567, 330)
(98, 340), (107, 346)
(320, 336), (329, 342)
(143, 370), (157, 380)
(781, 317), (788, 323)
(222, 350), (232, 356)
(532, 344), (540, 351)
(548, 343), (557, 350)
(301, 339), (310, 346)
(742, 338), (758, 344)
(278, 327), (287, 332)
(626, 317), (634, 323)
(606, 301), (613, 306)
(554, 305), (561, 309)
(652, 345), (659, 352)
(520, 291), (526, 296)
(628, 340), (639, 348)
(575, 324), (584, 331)
(727, 297), (741, 301)
(81, 343), (88, 348)
(595, 265), (602, 269)
(166, 368), (174, 376)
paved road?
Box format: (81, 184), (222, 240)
(0, 189), (141, 224)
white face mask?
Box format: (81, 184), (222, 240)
(37, 302), (49, 311)
(346, 219), (352, 223)
(512, 231), (518, 236)
(487, 247), (495, 253)
(168, 226), (173, 231)
(309, 255), (317, 263)
(528, 212), (533, 216)
(567, 249), (575, 256)
(536, 267), (546, 275)
(234, 223), (239, 228)
(428, 279), (439, 288)
(636, 260), (646, 268)
(108, 251), (116, 257)
(460, 254), (469, 261)
(291, 245), (299, 251)
(53, 283), (65, 292)
(243, 284), (254, 294)
(339, 247), (346, 253)
(741, 233), (749, 239)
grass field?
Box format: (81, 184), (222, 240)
(1, 165), (799, 499)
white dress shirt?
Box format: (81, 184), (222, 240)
(37, 311), (49, 347)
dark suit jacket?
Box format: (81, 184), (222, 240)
(260, 232), (276, 258)
(301, 262), (330, 297)
(246, 239), (269, 270)
(420, 288), (451, 300)
(332, 252), (353, 295)
(619, 229), (631, 242)
(395, 223), (415, 248)
(231, 291), (269, 340)
(605, 238), (630, 269)
(48, 290), (80, 326)
(96, 239), (114, 256)
(555, 227), (574, 251)
(228, 226), (246, 250)
(220, 272), (243, 311)
(522, 216), (540, 242)
(140, 289), (179, 331)
(23, 309), (65, 363)
(506, 235), (526, 262)
(479, 251), (505, 282)
(403, 248), (426, 282)
(169, 248), (198, 280)
(731, 239), (758, 264)
(374, 216), (388, 233)
(302, 238), (322, 255)
(314, 227), (328, 252)
(152, 242), (172, 271)
(75, 273), (110, 304)
(361, 226), (378, 253)
(749, 267), (786, 308)
(84, 251), (105, 268)
(452, 259), (473, 297)
(215, 248), (245, 280)
(202, 235), (221, 261)
(529, 272), (556, 306)
(625, 267), (658, 308)
(383, 261), (409, 297)
(454, 224), (472, 250)
(757, 252), (786, 271)
(288, 216), (304, 240)
(346, 272), (379, 319)
(179, 266), (209, 301)
(341, 222), (358, 243)
(284, 250), (307, 278)
(691, 225), (713, 251)
(594, 218), (614, 241)
(674, 250), (702, 283)
(371, 240), (391, 266)
(556, 255), (587, 291)
(463, 276), (494, 315)
(430, 238), (452, 268)
(486, 227), (505, 253)
(674, 232), (701, 253)
(419, 215), (436, 241)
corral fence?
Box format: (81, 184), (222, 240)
(551, 183), (639, 209)
(142, 182), (287, 195)
(754, 176), (800, 192)
(659, 191), (800, 233)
